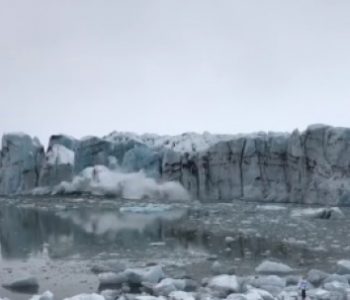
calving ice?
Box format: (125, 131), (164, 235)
(2, 125), (350, 205)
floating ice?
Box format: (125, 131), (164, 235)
(119, 204), (173, 214)
(255, 261), (294, 275)
(290, 207), (344, 219)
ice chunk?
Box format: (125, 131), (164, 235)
(99, 265), (164, 287)
(337, 260), (350, 274)
(323, 274), (348, 284)
(246, 288), (274, 300)
(255, 261), (293, 275)
(0, 133), (44, 194)
(256, 205), (286, 211)
(121, 145), (161, 178)
(306, 288), (331, 300)
(124, 265), (165, 284)
(46, 144), (74, 165)
(291, 207), (343, 219)
(208, 275), (240, 294)
(2, 276), (39, 292)
(307, 269), (328, 286)
(251, 275), (286, 295)
(98, 272), (127, 286)
(39, 144), (75, 187)
(135, 296), (166, 300)
(30, 291), (54, 300)
(153, 278), (186, 296)
(52, 165), (190, 200)
(63, 294), (104, 300)
(169, 291), (195, 300)
(48, 134), (78, 151)
(226, 294), (248, 300)
(323, 280), (349, 292)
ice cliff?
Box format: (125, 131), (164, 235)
(1, 125), (350, 204)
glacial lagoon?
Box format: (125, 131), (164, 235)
(1, 197), (350, 299)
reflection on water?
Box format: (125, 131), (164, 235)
(0, 203), (187, 261)
(1, 198), (349, 299)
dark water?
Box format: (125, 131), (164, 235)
(0, 199), (191, 299)
(1, 197), (350, 299)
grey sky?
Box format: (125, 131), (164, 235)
(1, 0), (350, 146)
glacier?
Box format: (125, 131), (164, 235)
(2, 125), (350, 204)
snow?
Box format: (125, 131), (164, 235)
(51, 165), (190, 200)
(46, 144), (75, 165)
(105, 131), (236, 153)
(63, 294), (104, 300)
(255, 261), (294, 275)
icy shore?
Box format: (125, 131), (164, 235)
(3, 261), (350, 300)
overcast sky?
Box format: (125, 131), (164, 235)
(1, 0), (350, 146)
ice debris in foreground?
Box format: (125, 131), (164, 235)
(6, 259), (350, 300)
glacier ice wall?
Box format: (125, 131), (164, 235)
(0, 133), (44, 194)
(2, 125), (350, 204)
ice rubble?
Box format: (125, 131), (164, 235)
(5, 261), (350, 300)
(44, 165), (190, 200)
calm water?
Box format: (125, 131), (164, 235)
(1, 197), (350, 299)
